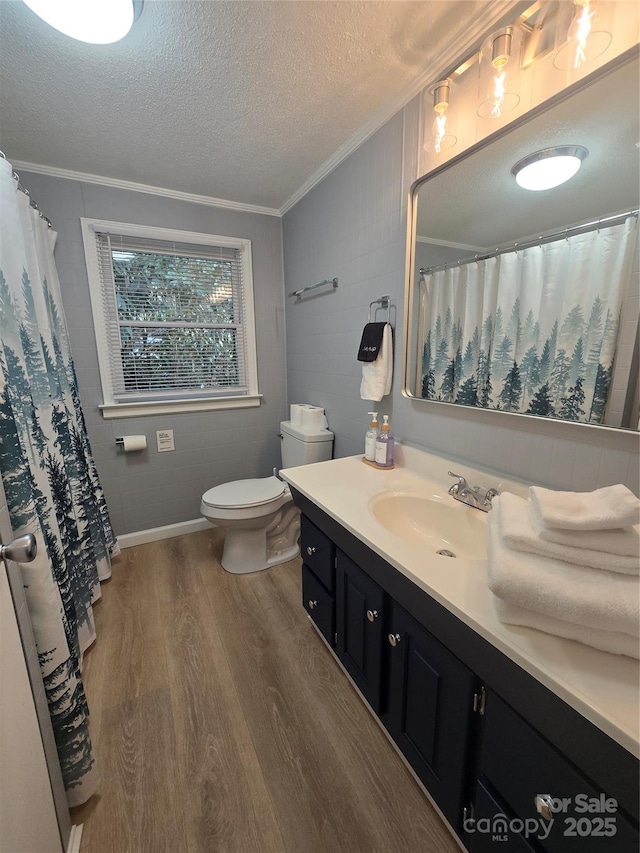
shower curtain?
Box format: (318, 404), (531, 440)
(417, 218), (638, 423)
(0, 157), (118, 806)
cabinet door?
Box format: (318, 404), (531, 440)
(302, 565), (335, 647)
(300, 514), (335, 592)
(478, 691), (639, 853)
(336, 551), (385, 713)
(386, 601), (476, 832)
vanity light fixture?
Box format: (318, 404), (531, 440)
(511, 145), (588, 191)
(22, 0), (143, 44)
(431, 79), (457, 154)
(478, 28), (520, 119)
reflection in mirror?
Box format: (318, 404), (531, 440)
(405, 52), (639, 431)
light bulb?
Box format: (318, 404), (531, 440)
(553, 0), (611, 71)
(477, 29), (520, 120)
(22, 0), (142, 44)
(569, 0), (595, 68)
(430, 79), (456, 154)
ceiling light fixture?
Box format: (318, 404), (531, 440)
(431, 79), (457, 154)
(511, 146), (588, 191)
(22, 0), (143, 44)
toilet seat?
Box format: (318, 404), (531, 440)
(202, 476), (286, 510)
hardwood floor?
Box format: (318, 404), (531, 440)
(71, 529), (459, 853)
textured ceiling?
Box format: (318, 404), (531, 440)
(0, 0), (490, 210)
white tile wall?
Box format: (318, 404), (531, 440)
(21, 172), (288, 535)
(283, 96), (640, 494)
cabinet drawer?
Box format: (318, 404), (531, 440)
(470, 781), (537, 852)
(302, 565), (335, 647)
(300, 515), (335, 592)
(480, 691), (638, 852)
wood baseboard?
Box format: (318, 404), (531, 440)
(66, 824), (83, 853)
(117, 518), (213, 549)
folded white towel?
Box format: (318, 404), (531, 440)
(360, 323), (392, 402)
(486, 508), (640, 637)
(529, 504), (640, 560)
(529, 484), (640, 531)
(493, 596), (639, 660)
(499, 492), (639, 575)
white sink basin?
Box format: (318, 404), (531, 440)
(368, 492), (487, 560)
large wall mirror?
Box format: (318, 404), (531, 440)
(404, 50), (639, 432)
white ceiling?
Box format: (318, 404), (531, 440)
(0, 0), (501, 212)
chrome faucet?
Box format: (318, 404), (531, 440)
(447, 471), (499, 513)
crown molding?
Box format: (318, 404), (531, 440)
(279, 0), (528, 216)
(11, 160), (281, 218)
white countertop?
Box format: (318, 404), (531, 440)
(281, 444), (640, 758)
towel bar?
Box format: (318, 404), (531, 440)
(288, 277), (338, 300)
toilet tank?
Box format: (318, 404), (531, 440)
(280, 420), (334, 469)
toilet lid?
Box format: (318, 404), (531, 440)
(202, 477), (286, 509)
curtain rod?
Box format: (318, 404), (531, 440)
(1, 151), (53, 228)
(419, 208), (639, 277)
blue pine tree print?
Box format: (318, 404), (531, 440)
(419, 257), (622, 426)
(1, 261), (117, 804)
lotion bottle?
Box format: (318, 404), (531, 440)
(364, 412), (379, 461)
(375, 415), (394, 468)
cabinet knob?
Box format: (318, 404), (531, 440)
(388, 633), (401, 647)
(308, 599), (318, 610)
(534, 795), (554, 821)
(366, 609), (379, 622)
(306, 546), (316, 556)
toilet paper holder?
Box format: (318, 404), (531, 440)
(115, 435), (147, 452)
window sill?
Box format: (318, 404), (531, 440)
(99, 394), (262, 419)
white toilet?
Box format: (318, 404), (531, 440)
(200, 419), (334, 574)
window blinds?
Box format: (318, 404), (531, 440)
(95, 232), (248, 401)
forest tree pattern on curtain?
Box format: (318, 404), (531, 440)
(417, 219), (637, 424)
(0, 158), (118, 806)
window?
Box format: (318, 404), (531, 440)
(81, 220), (260, 418)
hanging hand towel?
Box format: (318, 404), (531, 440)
(357, 322), (386, 361)
(360, 323), (392, 401)
(499, 492), (639, 575)
(529, 505), (639, 560)
(487, 500), (639, 637)
(493, 597), (639, 659)
(529, 484), (640, 531)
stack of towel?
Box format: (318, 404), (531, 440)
(487, 484), (640, 659)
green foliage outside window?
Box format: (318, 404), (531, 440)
(111, 250), (241, 393)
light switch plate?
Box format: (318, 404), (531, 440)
(156, 429), (175, 452)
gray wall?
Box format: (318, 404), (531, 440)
(283, 98), (640, 494)
(22, 172), (287, 535)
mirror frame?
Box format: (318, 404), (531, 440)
(402, 46), (639, 447)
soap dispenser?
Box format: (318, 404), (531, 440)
(375, 415), (394, 468)
(365, 412), (379, 461)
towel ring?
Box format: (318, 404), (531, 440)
(369, 295), (391, 324)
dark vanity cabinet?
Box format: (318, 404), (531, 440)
(296, 497), (639, 852)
